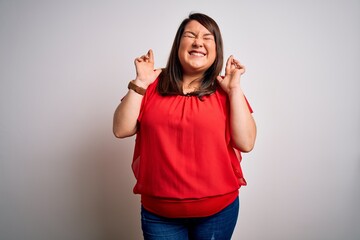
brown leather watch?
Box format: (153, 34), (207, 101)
(128, 80), (146, 96)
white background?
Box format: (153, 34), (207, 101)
(1, 0), (359, 239)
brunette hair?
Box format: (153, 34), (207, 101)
(157, 13), (224, 98)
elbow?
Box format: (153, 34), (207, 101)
(239, 142), (255, 153)
(113, 127), (136, 139)
(113, 128), (123, 138)
(232, 135), (256, 153)
(235, 125), (257, 153)
(113, 131), (126, 139)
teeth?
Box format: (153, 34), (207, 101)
(190, 52), (205, 56)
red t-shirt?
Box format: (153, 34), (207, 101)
(132, 78), (252, 218)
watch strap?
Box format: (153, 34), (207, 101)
(128, 80), (146, 96)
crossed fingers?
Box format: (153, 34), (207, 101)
(135, 49), (154, 63)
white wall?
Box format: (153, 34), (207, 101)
(1, 0), (359, 239)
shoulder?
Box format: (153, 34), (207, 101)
(212, 85), (228, 104)
(144, 78), (160, 97)
(148, 77), (159, 90)
(212, 77), (228, 99)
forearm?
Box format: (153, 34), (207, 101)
(113, 86), (144, 138)
(228, 88), (257, 152)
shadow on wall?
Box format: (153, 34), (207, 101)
(73, 130), (142, 240)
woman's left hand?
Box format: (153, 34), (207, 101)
(216, 55), (245, 94)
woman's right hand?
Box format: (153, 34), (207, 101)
(134, 49), (162, 88)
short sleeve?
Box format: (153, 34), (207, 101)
(137, 78), (159, 122)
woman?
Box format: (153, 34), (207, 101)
(113, 12), (256, 240)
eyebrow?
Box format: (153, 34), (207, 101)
(183, 31), (196, 35)
(203, 33), (214, 37)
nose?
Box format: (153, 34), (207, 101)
(192, 36), (203, 47)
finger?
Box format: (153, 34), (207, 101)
(232, 58), (240, 65)
(226, 55), (233, 68)
(148, 49), (154, 63)
(233, 59), (245, 72)
(225, 55), (233, 72)
(239, 63), (246, 73)
(141, 50), (151, 61)
(134, 57), (143, 63)
(216, 75), (224, 83)
(231, 57), (239, 67)
(231, 58), (245, 71)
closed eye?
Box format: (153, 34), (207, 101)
(183, 31), (214, 41)
(203, 34), (214, 41)
(183, 31), (196, 38)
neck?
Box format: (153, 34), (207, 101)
(182, 74), (203, 94)
(182, 73), (203, 85)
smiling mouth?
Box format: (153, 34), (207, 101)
(189, 51), (206, 57)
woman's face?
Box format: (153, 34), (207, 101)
(178, 20), (217, 76)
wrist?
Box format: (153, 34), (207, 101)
(227, 86), (243, 97)
(133, 79), (150, 89)
(128, 80), (147, 96)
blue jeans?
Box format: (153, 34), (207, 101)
(141, 197), (239, 240)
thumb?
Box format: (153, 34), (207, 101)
(216, 75), (224, 83)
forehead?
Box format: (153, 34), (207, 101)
(184, 20), (212, 34)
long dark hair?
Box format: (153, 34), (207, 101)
(157, 13), (224, 99)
